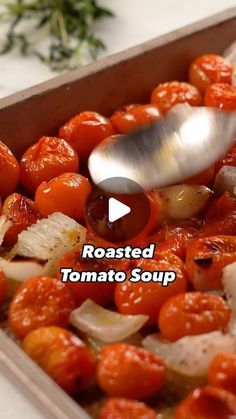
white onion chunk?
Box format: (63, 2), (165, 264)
(70, 299), (148, 343)
(142, 331), (236, 377)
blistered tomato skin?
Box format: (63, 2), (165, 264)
(0, 141), (19, 198)
(200, 210), (236, 237)
(97, 343), (165, 399)
(155, 226), (198, 260)
(99, 398), (157, 419)
(111, 103), (162, 133)
(22, 326), (96, 394)
(205, 83), (236, 110)
(35, 172), (91, 220)
(58, 246), (129, 307)
(186, 235), (236, 290)
(151, 81), (202, 113)
(8, 276), (76, 339)
(200, 193), (236, 236)
(189, 54), (233, 94)
(20, 137), (79, 192)
(204, 192), (236, 222)
(2, 193), (41, 246)
(115, 256), (187, 324)
(208, 353), (236, 394)
(59, 111), (115, 161)
(158, 292), (231, 342)
(20, 137), (79, 193)
(175, 385), (236, 419)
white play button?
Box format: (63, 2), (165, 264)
(86, 177), (151, 242)
(108, 197), (131, 222)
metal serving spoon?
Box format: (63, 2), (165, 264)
(88, 104), (236, 193)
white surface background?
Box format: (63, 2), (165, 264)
(0, 0), (236, 98)
(0, 0), (235, 418)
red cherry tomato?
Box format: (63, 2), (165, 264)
(99, 398), (156, 419)
(200, 211), (236, 237)
(20, 136), (79, 193)
(175, 385), (236, 419)
(208, 353), (236, 394)
(111, 103), (162, 133)
(2, 193), (41, 246)
(205, 83), (236, 110)
(115, 256), (187, 324)
(22, 326), (96, 394)
(189, 54), (233, 93)
(186, 235), (236, 290)
(0, 141), (19, 198)
(204, 192), (236, 223)
(97, 343), (166, 399)
(151, 81), (202, 113)
(59, 111), (115, 161)
(158, 292), (231, 341)
(155, 226), (198, 260)
(35, 172), (91, 221)
(8, 276), (76, 338)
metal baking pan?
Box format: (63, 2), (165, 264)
(0, 7), (236, 418)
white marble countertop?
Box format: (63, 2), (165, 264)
(0, 0), (236, 99)
(0, 0), (235, 418)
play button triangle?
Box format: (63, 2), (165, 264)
(108, 197), (131, 222)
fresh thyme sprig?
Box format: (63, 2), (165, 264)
(0, 0), (113, 71)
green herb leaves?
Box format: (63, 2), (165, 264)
(0, 0), (113, 70)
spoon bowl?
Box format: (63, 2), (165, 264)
(88, 104), (236, 193)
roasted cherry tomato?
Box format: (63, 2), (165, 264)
(205, 83), (236, 110)
(155, 226), (198, 260)
(97, 343), (165, 399)
(189, 54), (233, 94)
(0, 270), (7, 306)
(58, 246), (129, 306)
(204, 192), (236, 223)
(201, 193), (236, 236)
(2, 193), (41, 246)
(186, 235), (236, 290)
(208, 353), (236, 394)
(20, 136), (79, 193)
(215, 144), (236, 173)
(22, 326), (96, 394)
(158, 292), (231, 342)
(99, 398), (156, 419)
(175, 385), (236, 419)
(115, 256), (187, 324)
(59, 111), (114, 161)
(151, 81), (202, 113)
(111, 103), (162, 133)
(149, 227), (167, 247)
(35, 172), (91, 220)
(0, 140), (19, 198)
(129, 192), (162, 243)
(202, 212), (236, 237)
(153, 251), (188, 276)
(9, 276), (76, 338)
